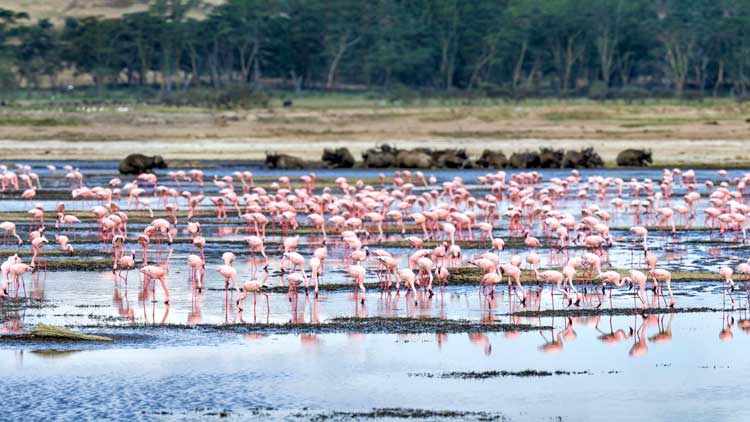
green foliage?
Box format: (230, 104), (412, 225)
(0, 0), (748, 102)
(0, 66), (16, 91)
(160, 85), (270, 108)
(588, 81), (609, 101)
(0, 115), (83, 126)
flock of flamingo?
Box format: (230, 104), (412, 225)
(0, 163), (748, 318)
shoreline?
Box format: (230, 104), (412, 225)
(0, 138), (747, 169)
(1, 101), (750, 167)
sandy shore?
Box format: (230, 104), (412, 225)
(1, 102), (749, 166)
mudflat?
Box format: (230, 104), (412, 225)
(1, 99), (749, 166)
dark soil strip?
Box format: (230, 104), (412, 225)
(0, 333), (150, 343)
(410, 369), (591, 379)
(510, 306), (726, 318)
(309, 408), (506, 421)
(73, 317), (548, 335)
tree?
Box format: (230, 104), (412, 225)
(149, 0), (201, 92)
(62, 17), (125, 94)
(313, 0), (367, 90)
(538, 0), (589, 95)
(16, 19), (63, 88)
(121, 12), (162, 86)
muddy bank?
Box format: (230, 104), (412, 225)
(74, 317), (547, 335)
(510, 306), (726, 318)
(410, 369), (593, 379)
(4, 102), (750, 168)
(448, 267), (720, 285)
(309, 408), (506, 421)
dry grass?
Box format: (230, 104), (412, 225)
(1, 99), (750, 165)
(0, 0), (224, 22)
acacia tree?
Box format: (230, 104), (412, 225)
(316, 0), (367, 90)
(62, 17), (125, 94)
(212, 0), (277, 84)
(538, 0), (589, 95)
(149, 0), (201, 92)
(364, 0), (433, 88)
(15, 19), (62, 88)
(120, 12), (161, 86)
(589, 0), (629, 88)
(0, 9), (29, 91)
(460, 1), (506, 95)
(427, 0), (461, 89)
(279, 0), (324, 91)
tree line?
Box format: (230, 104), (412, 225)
(2, 0), (750, 99)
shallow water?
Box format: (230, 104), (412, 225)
(1, 161), (750, 421)
(2, 311), (750, 421)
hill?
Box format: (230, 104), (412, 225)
(0, 0), (222, 21)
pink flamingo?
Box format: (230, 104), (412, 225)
(112, 250), (135, 285)
(562, 264), (581, 306)
(630, 226), (648, 255)
(192, 236), (206, 264)
(499, 264), (526, 304)
(596, 271), (626, 308)
(8, 262), (33, 298)
(217, 252), (239, 294)
(55, 234), (74, 255)
(348, 264), (367, 304)
(416, 257), (434, 295)
(309, 256), (322, 296)
(282, 252), (308, 283)
(622, 269), (649, 311)
(650, 268), (674, 308)
(719, 266), (735, 306)
(0, 254), (21, 297)
(524, 232), (542, 249)
(140, 265), (170, 304)
(237, 278), (270, 313)
(245, 236), (269, 269)
(187, 254), (205, 290)
(534, 269), (570, 309)
(30, 236), (49, 271)
(287, 273), (306, 301)
(0, 222), (22, 246)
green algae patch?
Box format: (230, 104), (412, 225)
(38, 257), (112, 271)
(0, 323), (112, 342)
(29, 349), (84, 358)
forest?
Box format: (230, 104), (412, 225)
(1, 0), (750, 101)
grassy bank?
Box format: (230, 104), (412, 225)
(0, 93), (749, 167)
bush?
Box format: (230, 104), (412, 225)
(159, 86), (271, 109)
(681, 90), (704, 102)
(0, 67), (18, 93)
(650, 87), (675, 99)
(478, 83), (512, 98)
(587, 81), (609, 101)
(215, 87), (270, 108)
(385, 84), (419, 105)
(612, 86), (650, 104)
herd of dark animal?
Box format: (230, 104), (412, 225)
(119, 147), (653, 174)
(265, 145), (653, 170)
